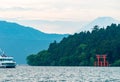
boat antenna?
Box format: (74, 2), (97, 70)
(0, 48), (6, 56)
(0, 48), (3, 56)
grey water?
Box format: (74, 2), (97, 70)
(0, 66), (120, 82)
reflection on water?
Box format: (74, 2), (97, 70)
(0, 66), (120, 82)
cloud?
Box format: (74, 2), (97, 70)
(0, 7), (32, 11)
(10, 19), (87, 34)
(0, 0), (119, 21)
(0, 0), (119, 33)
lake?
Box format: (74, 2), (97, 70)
(0, 66), (120, 82)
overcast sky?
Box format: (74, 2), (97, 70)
(0, 0), (120, 34)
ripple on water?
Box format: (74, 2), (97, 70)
(0, 66), (120, 82)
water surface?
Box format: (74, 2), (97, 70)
(0, 66), (120, 82)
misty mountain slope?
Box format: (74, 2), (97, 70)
(81, 17), (120, 31)
(0, 21), (67, 40)
(0, 20), (68, 64)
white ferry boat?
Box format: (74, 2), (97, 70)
(0, 52), (16, 68)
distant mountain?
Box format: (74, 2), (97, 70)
(0, 20), (68, 64)
(81, 17), (120, 31)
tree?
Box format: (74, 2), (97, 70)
(112, 60), (120, 66)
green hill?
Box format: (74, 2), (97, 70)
(27, 24), (120, 66)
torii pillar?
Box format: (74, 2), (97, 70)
(102, 55), (107, 66)
(96, 55), (100, 66)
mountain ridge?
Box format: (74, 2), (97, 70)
(0, 20), (68, 64)
(0, 20), (68, 40)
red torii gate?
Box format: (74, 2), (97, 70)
(94, 54), (109, 66)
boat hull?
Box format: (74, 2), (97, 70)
(0, 65), (16, 68)
(0, 63), (16, 68)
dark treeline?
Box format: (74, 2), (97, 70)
(27, 24), (120, 66)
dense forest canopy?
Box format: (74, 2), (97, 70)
(27, 24), (120, 66)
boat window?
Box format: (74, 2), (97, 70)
(0, 59), (13, 61)
(6, 59), (13, 61)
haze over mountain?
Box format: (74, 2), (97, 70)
(80, 17), (120, 31)
(0, 20), (68, 64)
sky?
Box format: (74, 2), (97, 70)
(0, 0), (120, 34)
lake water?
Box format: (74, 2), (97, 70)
(0, 66), (120, 82)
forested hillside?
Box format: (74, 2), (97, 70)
(27, 24), (120, 66)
